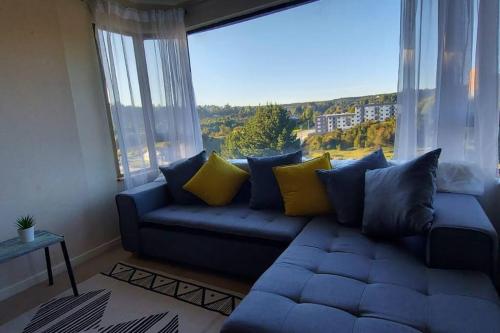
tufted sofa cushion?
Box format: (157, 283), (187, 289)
(222, 217), (500, 333)
(141, 203), (311, 242)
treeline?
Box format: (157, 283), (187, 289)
(198, 93), (397, 120)
(197, 93), (398, 158)
(198, 93), (397, 134)
(284, 92), (397, 116)
(303, 118), (396, 152)
(205, 105), (396, 159)
(201, 117), (242, 138)
(197, 105), (255, 119)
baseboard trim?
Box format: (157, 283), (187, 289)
(0, 237), (121, 302)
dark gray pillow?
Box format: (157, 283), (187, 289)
(159, 150), (206, 205)
(316, 149), (388, 226)
(248, 151), (302, 209)
(362, 148), (441, 237)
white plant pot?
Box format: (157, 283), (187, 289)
(18, 226), (35, 243)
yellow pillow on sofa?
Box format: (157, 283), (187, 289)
(273, 153), (333, 216)
(183, 152), (249, 206)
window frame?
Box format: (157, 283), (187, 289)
(93, 25), (123, 179)
(94, 26), (167, 179)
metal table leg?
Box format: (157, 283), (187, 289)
(60, 241), (78, 297)
(44, 247), (53, 286)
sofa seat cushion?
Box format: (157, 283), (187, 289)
(140, 204), (311, 242)
(222, 217), (500, 333)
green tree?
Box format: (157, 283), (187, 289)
(221, 104), (300, 158)
(306, 135), (323, 151)
(300, 106), (315, 129)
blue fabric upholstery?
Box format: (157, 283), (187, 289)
(159, 150), (206, 204)
(427, 192), (498, 275)
(222, 216), (500, 333)
(139, 226), (287, 277)
(141, 203), (310, 242)
(317, 149), (388, 227)
(248, 151), (302, 209)
(363, 149), (441, 237)
(115, 181), (170, 251)
(115, 162), (500, 332)
(232, 179), (252, 203)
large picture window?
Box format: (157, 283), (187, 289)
(188, 0), (401, 160)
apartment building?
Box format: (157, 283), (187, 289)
(315, 103), (397, 133)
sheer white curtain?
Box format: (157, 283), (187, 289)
(395, 0), (499, 182)
(91, 0), (202, 188)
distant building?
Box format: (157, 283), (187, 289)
(316, 112), (355, 132)
(315, 103), (397, 134)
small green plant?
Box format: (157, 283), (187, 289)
(16, 215), (35, 230)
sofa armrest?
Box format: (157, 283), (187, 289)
(427, 193), (498, 275)
(116, 181), (170, 252)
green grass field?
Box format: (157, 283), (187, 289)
(308, 146), (394, 160)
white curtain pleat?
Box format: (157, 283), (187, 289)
(466, 0), (500, 179)
(396, 0), (499, 182)
(91, 0), (202, 188)
(435, 0), (474, 162)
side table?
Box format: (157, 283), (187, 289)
(0, 230), (79, 296)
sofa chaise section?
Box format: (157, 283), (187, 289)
(222, 214), (500, 333)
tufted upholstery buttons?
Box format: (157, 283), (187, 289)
(141, 203), (311, 242)
(222, 217), (500, 333)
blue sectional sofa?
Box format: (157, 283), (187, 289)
(116, 161), (500, 332)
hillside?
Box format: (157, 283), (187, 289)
(197, 92), (397, 120)
(198, 93), (398, 157)
(198, 92), (398, 143)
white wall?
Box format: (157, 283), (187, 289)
(0, 0), (120, 300)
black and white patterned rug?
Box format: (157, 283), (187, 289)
(1, 263), (244, 333)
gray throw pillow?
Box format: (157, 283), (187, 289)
(159, 150), (206, 205)
(248, 151), (302, 209)
(316, 149), (388, 226)
(362, 148), (441, 237)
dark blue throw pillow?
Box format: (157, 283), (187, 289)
(248, 151), (302, 209)
(362, 148), (441, 237)
(316, 149), (388, 226)
(159, 150), (206, 205)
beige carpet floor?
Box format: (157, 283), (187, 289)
(1, 261), (246, 332)
(0, 245), (252, 326)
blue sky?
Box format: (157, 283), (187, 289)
(188, 0), (401, 106)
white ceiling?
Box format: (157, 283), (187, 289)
(124, 0), (300, 31)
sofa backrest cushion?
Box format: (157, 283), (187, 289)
(159, 150), (206, 205)
(248, 151), (302, 210)
(273, 153), (333, 216)
(362, 148), (441, 237)
(317, 149), (388, 227)
(183, 152), (250, 206)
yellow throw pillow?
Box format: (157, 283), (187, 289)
(183, 152), (249, 206)
(273, 153), (333, 216)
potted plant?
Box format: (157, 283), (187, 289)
(16, 215), (35, 243)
